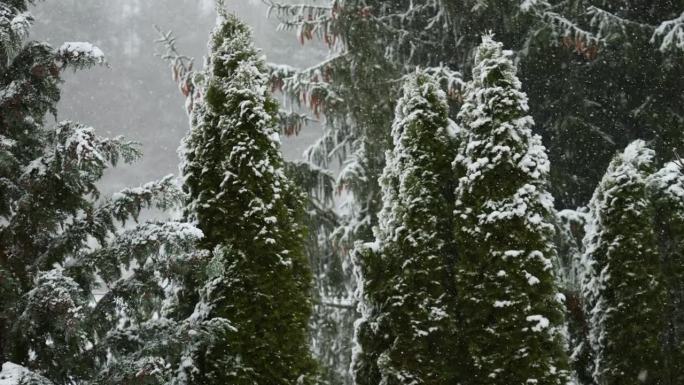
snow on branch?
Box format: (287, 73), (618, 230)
(0, 7), (34, 66)
(109, 175), (185, 222)
(541, 11), (601, 60)
(267, 56), (346, 118)
(0, 362), (55, 385)
(418, 65), (465, 102)
(56, 42), (106, 69)
(263, 0), (338, 47)
(277, 109), (315, 136)
(85, 221), (202, 282)
(651, 12), (684, 52)
(587, 6), (654, 38)
(21, 122), (141, 189)
(154, 25), (199, 112)
(674, 149), (684, 172)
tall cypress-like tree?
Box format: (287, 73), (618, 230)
(554, 209), (593, 385)
(453, 35), (569, 385)
(352, 70), (460, 385)
(580, 140), (667, 385)
(179, 10), (317, 385)
(649, 160), (684, 385)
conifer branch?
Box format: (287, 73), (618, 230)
(674, 148), (684, 171)
(154, 25), (198, 111)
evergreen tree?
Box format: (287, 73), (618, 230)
(352, 70), (460, 385)
(453, 35), (569, 385)
(554, 209), (594, 385)
(178, 10), (317, 385)
(266, 0), (684, 208)
(1, 3), (206, 383)
(580, 140), (667, 385)
(647, 160), (684, 385)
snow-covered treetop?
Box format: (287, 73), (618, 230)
(582, 140), (655, 271)
(649, 160), (684, 206)
(586, 139), (655, 206)
(375, 68), (455, 246)
(589, 139), (654, 204)
(181, 12), (306, 262)
(471, 33), (521, 90)
(456, 34), (552, 223)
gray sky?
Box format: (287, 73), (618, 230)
(29, 0), (327, 194)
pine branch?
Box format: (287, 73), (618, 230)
(651, 11), (684, 52)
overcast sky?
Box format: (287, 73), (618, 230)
(29, 0), (327, 194)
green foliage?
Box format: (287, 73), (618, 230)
(453, 35), (569, 385)
(581, 140), (667, 385)
(180, 13), (317, 385)
(649, 161), (684, 385)
(353, 70), (460, 385)
(0, 4), (201, 384)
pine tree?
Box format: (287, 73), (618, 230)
(580, 140), (667, 385)
(647, 160), (684, 385)
(178, 10), (317, 385)
(352, 70), (460, 385)
(453, 35), (569, 385)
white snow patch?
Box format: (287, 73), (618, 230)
(526, 315), (550, 332)
(58, 42), (105, 63)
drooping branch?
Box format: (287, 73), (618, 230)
(154, 25), (198, 112)
(652, 11), (684, 52)
(263, 0), (339, 47)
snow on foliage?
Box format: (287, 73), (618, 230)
(0, 362), (54, 385)
(0, 3), (33, 64)
(580, 140), (667, 385)
(178, 13), (316, 385)
(56, 42), (106, 68)
(353, 69), (459, 385)
(453, 34), (569, 385)
(652, 12), (684, 52)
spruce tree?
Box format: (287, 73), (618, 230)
(580, 140), (667, 385)
(453, 35), (569, 385)
(352, 70), (460, 385)
(178, 10), (316, 385)
(649, 160), (684, 385)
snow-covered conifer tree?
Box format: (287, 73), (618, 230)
(0, 3), (206, 384)
(352, 70), (460, 385)
(453, 35), (569, 385)
(581, 140), (667, 385)
(649, 161), (684, 385)
(178, 10), (317, 385)
(554, 209), (593, 385)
